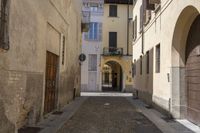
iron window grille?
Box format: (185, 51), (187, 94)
(0, 0), (9, 50)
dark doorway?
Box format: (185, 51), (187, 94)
(185, 15), (200, 125)
(44, 51), (58, 114)
(102, 61), (123, 92)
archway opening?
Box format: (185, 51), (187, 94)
(102, 61), (123, 92)
(171, 6), (200, 124)
(185, 15), (200, 125)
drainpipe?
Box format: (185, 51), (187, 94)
(141, 1), (144, 55)
(127, 0), (130, 56)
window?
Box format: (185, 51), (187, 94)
(109, 32), (117, 48)
(156, 44), (160, 73)
(133, 16), (137, 41)
(140, 5), (143, 32)
(85, 22), (102, 41)
(140, 0), (152, 27)
(88, 54), (97, 71)
(0, 0), (9, 50)
(146, 51), (149, 74)
(140, 56), (142, 75)
(109, 5), (117, 17)
(61, 35), (65, 65)
(132, 59), (136, 77)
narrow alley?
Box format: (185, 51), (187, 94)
(57, 96), (161, 133)
(1, 0), (200, 132)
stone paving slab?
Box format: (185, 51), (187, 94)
(57, 97), (162, 133)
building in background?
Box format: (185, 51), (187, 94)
(132, 0), (200, 126)
(101, 0), (133, 92)
(0, 0), (82, 132)
(81, 0), (104, 92)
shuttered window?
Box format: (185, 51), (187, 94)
(140, 0), (152, 28)
(146, 51), (149, 74)
(88, 54), (97, 71)
(84, 22), (102, 41)
(61, 35), (65, 65)
(109, 32), (117, 48)
(133, 16), (137, 41)
(156, 44), (160, 73)
(109, 5), (117, 17)
(132, 59), (136, 77)
(0, 0), (9, 50)
(140, 5), (143, 31)
(140, 56), (143, 75)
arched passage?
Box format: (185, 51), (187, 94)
(102, 61), (123, 92)
(171, 6), (200, 124)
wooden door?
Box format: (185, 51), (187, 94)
(44, 51), (58, 114)
(186, 15), (200, 125)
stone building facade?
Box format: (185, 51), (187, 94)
(81, 0), (104, 92)
(101, 0), (133, 92)
(132, 0), (200, 125)
(0, 0), (82, 132)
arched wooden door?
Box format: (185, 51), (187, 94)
(186, 15), (200, 125)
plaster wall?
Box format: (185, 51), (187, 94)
(0, 0), (82, 132)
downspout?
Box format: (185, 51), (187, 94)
(127, 0), (130, 56)
(141, 0), (144, 55)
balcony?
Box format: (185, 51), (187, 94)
(81, 11), (90, 32)
(103, 47), (123, 56)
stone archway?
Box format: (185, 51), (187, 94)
(185, 15), (200, 125)
(102, 61), (123, 92)
(171, 6), (200, 121)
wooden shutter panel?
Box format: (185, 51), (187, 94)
(98, 23), (102, 41)
(140, 5), (143, 31)
(135, 16), (137, 39)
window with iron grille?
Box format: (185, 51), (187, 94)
(156, 44), (160, 73)
(0, 0), (9, 50)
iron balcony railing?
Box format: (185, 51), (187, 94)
(103, 47), (123, 56)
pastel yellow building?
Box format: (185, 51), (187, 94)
(101, 0), (133, 92)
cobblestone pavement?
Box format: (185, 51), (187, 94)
(57, 97), (162, 133)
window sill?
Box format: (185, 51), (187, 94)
(108, 16), (119, 18)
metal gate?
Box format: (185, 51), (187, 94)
(44, 51), (58, 114)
